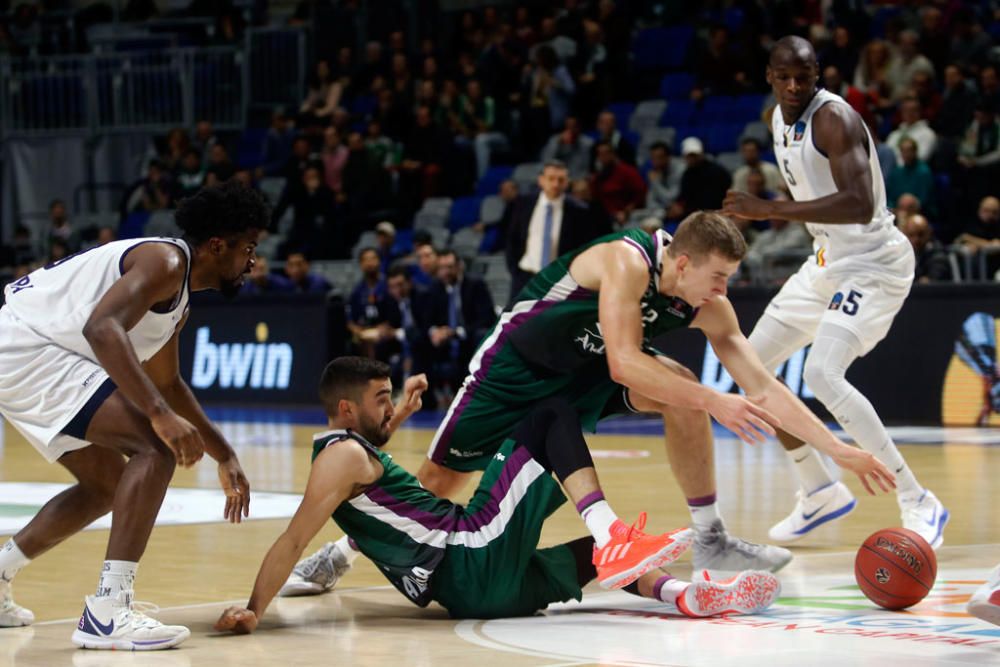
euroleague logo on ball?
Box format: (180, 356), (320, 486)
(875, 567), (891, 584)
(875, 535), (923, 574)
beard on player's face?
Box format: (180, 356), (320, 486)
(357, 409), (391, 448)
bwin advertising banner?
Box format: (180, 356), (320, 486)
(178, 293), (329, 404)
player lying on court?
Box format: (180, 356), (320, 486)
(723, 36), (948, 549)
(215, 357), (783, 634)
(0, 182), (268, 649)
(284, 212), (897, 594)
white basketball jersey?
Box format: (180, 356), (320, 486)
(2, 238), (190, 363)
(772, 88), (900, 264)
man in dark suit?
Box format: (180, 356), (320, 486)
(385, 263), (434, 402)
(505, 160), (609, 299)
(426, 250), (496, 393)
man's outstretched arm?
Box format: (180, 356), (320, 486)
(695, 298), (895, 494)
(214, 442), (378, 634)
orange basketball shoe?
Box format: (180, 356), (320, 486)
(593, 513), (693, 590)
(676, 570), (782, 617)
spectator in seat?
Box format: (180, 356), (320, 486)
(46, 199), (80, 255)
(256, 108), (297, 179)
(934, 64), (977, 140)
(669, 137), (731, 217)
(592, 109), (636, 165)
(899, 214), (951, 283)
(426, 249), (495, 398)
(385, 263), (433, 399)
(279, 165), (342, 259)
(410, 241), (438, 288)
(284, 249), (332, 294)
(894, 192), (922, 227)
(299, 59), (344, 129)
(822, 64), (873, 129)
(175, 148), (205, 199)
(732, 138), (783, 194)
(643, 141), (683, 210)
(886, 138), (936, 218)
(241, 255), (293, 295)
(506, 160), (604, 297)
(374, 221), (404, 274)
(204, 144), (236, 187)
(540, 116), (593, 180)
(887, 98), (937, 164)
(321, 126), (349, 197)
(348, 247), (396, 359)
(590, 140), (646, 226)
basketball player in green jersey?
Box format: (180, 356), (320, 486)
(216, 357), (783, 633)
(285, 212), (895, 589)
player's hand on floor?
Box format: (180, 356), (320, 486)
(150, 410), (205, 467)
(709, 394), (779, 445)
(214, 607), (258, 634)
(832, 447), (896, 495)
(218, 457), (251, 523)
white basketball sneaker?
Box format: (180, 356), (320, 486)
(768, 481), (857, 544)
(677, 570), (782, 617)
(900, 490), (949, 550)
(0, 579), (34, 627)
(967, 563), (1000, 627)
(278, 541), (352, 597)
(692, 520), (793, 578)
(71, 592), (190, 650)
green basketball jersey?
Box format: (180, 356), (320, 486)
(505, 228), (698, 373)
(313, 430), (458, 607)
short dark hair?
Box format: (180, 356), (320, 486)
(541, 159), (568, 173)
(387, 263), (411, 280)
(358, 247), (379, 261)
(649, 141), (670, 154)
(668, 211), (747, 262)
(741, 137), (762, 149)
(319, 356), (391, 415)
(175, 180), (270, 245)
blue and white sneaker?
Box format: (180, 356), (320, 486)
(71, 592), (189, 650)
(768, 481), (857, 544)
(901, 490), (949, 550)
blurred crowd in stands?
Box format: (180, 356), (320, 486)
(5, 0), (1000, 398)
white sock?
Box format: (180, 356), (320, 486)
(96, 560), (137, 600)
(785, 445), (836, 495)
(579, 500), (619, 549)
(336, 535), (361, 565)
(827, 395), (924, 504)
(688, 501), (722, 535)
(0, 539), (30, 581)
(653, 575), (689, 605)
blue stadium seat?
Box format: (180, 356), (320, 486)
(702, 96), (733, 123)
(870, 6), (902, 38)
(661, 99), (697, 127)
(236, 127), (269, 169)
(706, 123), (745, 154)
(120, 210), (150, 239)
(632, 26), (693, 71)
(607, 102), (636, 132)
(449, 196), (483, 231)
(659, 72), (695, 101)
(349, 95), (377, 118)
(733, 94), (767, 124)
(476, 165), (514, 196)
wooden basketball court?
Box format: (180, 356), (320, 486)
(1, 414), (998, 666)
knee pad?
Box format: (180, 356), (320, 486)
(802, 341), (854, 410)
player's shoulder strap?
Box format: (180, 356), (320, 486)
(311, 429), (380, 462)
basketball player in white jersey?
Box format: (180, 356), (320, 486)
(0, 181), (268, 649)
(723, 36), (948, 548)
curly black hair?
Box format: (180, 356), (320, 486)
(174, 180), (270, 245)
